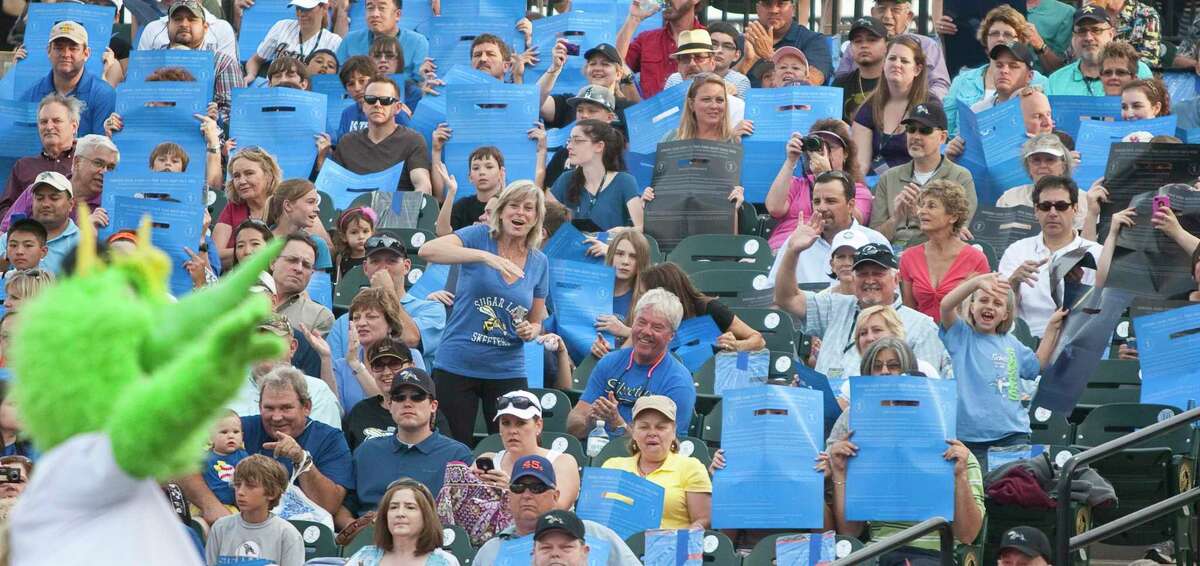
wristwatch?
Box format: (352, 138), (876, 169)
(1033, 43), (1047, 55)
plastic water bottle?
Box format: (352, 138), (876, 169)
(586, 420), (609, 458)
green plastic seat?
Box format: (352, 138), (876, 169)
(643, 232), (664, 263)
(440, 525), (475, 564)
(689, 269), (772, 301)
(1072, 359), (1142, 422)
(290, 519), (338, 559)
(730, 308), (796, 354)
(666, 234), (774, 275)
(737, 200), (761, 236)
(1028, 406), (1074, 446)
(473, 432), (587, 472)
(376, 227), (437, 257)
(569, 355), (599, 398)
(1011, 317), (1039, 352)
(341, 523), (375, 558)
(700, 399), (723, 449)
(207, 188), (228, 221)
(317, 190), (338, 234)
(743, 533), (869, 565)
(349, 191), (441, 232)
(625, 529), (740, 566)
(966, 239), (999, 271)
(529, 387), (572, 434)
(332, 265), (369, 316)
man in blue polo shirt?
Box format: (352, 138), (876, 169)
(20, 21), (115, 136)
(566, 288), (697, 440)
(350, 367), (470, 514)
(335, 0), (428, 83)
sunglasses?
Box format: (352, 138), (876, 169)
(366, 234), (408, 257)
(373, 358), (410, 373)
(904, 124), (935, 135)
(497, 395), (539, 411)
(1100, 68), (1133, 78)
(1036, 201), (1072, 212)
(510, 482), (552, 494)
(389, 391), (429, 403)
(363, 95), (399, 106)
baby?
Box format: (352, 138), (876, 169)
(202, 410), (249, 508)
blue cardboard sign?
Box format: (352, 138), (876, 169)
(315, 159), (406, 210)
(409, 65), (498, 143)
(712, 385), (825, 529)
(1048, 95), (1121, 140)
(524, 12), (617, 95)
(112, 82), (210, 174)
(443, 83), (540, 198)
(230, 87), (327, 180)
(741, 87), (842, 203)
(1074, 116), (1178, 188)
(714, 350), (770, 396)
(309, 73), (354, 136)
(541, 221), (603, 264)
(236, 0), (294, 63)
(307, 270), (333, 311)
(958, 98), (1030, 206)
(15, 3), (114, 88)
(625, 79), (690, 155)
(644, 528), (704, 566)
(1135, 302), (1200, 411)
(549, 260), (615, 362)
(108, 192), (205, 296)
(0, 100), (41, 159)
(425, 17), (520, 73)
(576, 468), (665, 540)
(845, 376), (957, 522)
(775, 532), (835, 566)
(125, 49), (216, 102)
(669, 315), (721, 372)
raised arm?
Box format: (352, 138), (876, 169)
(772, 214), (823, 321)
(538, 41), (568, 121)
(940, 272), (1004, 330)
(765, 135), (804, 218)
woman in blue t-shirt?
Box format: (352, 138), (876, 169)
(588, 229), (653, 359)
(548, 120), (643, 231)
(419, 181), (551, 446)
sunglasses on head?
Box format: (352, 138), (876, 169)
(904, 124), (935, 135)
(366, 234), (407, 257)
(363, 95), (399, 106)
(510, 482), (552, 494)
(496, 395), (538, 411)
(1036, 201), (1072, 212)
(389, 390), (428, 403)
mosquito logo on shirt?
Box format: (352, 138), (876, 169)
(472, 296), (525, 347)
(213, 459), (235, 483)
(479, 304), (506, 334)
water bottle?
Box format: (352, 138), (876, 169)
(586, 420), (609, 458)
(637, 0), (662, 15)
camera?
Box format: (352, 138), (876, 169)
(563, 42), (580, 56)
(801, 135), (824, 153)
(0, 466), (21, 483)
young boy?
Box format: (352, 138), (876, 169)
(202, 410), (249, 508)
(205, 455), (305, 566)
(3, 219), (49, 273)
(433, 145), (507, 235)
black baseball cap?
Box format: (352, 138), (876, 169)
(368, 336), (414, 366)
(534, 510), (586, 542)
(852, 243), (898, 270)
(1073, 4), (1112, 26)
(900, 101), (948, 131)
(989, 41), (1035, 68)
(583, 43), (622, 65)
(998, 526), (1052, 559)
(388, 366), (436, 398)
(849, 16), (887, 40)
(365, 234), (408, 259)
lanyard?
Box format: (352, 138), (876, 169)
(297, 27), (323, 60)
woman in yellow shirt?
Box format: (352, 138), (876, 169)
(601, 395), (712, 529)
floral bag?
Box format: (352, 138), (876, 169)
(434, 460), (513, 546)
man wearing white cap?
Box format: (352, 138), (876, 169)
(19, 21), (115, 137)
(0, 172), (79, 276)
(767, 170), (889, 288)
(244, 0), (343, 83)
(135, 0), (239, 61)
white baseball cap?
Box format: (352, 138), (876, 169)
(31, 171), (73, 196)
(287, 0), (327, 9)
(830, 229), (870, 254)
(494, 390), (542, 421)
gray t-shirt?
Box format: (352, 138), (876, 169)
(205, 513), (305, 566)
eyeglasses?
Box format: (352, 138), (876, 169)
(904, 124), (935, 135)
(1101, 68), (1133, 77)
(389, 390), (428, 403)
(496, 395), (539, 412)
(1073, 25), (1111, 37)
(566, 136), (592, 146)
(373, 358), (410, 373)
(278, 254), (315, 270)
(870, 5), (908, 16)
(509, 482), (552, 494)
(363, 95), (399, 106)
(676, 53), (712, 64)
(86, 157), (117, 172)
(986, 30), (1018, 41)
(1036, 201), (1072, 212)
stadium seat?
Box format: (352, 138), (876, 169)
(737, 200), (760, 237)
(569, 355), (599, 399)
(730, 308), (797, 354)
(643, 232), (665, 263)
(207, 188), (227, 221)
(1071, 360), (1142, 422)
(690, 269), (772, 301)
(1012, 317), (1038, 352)
(376, 227), (436, 257)
(290, 519), (338, 559)
(966, 240), (999, 272)
(317, 190), (337, 234)
(700, 400), (723, 449)
(1029, 406), (1075, 446)
(666, 234), (774, 275)
(341, 524), (375, 558)
(693, 351), (794, 413)
(1072, 403), (1195, 560)
(625, 529), (740, 566)
(473, 405), (489, 445)
(441, 525), (475, 565)
(349, 191), (440, 232)
(743, 533), (868, 565)
(332, 265), (369, 316)
(529, 388), (572, 433)
(984, 475), (1090, 566)
(473, 432), (587, 472)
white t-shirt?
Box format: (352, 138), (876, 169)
(136, 9), (240, 62)
(998, 233), (1102, 337)
(256, 20), (343, 62)
(10, 433), (204, 566)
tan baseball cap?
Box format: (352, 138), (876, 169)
(49, 20), (88, 46)
(632, 395), (677, 422)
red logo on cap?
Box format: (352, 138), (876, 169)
(523, 459), (545, 471)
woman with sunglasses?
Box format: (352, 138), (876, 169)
(602, 395), (710, 529)
(764, 119), (872, 253)
(213, 148), (282, 270)
(943, 6), (1049, 136)
(851, 35), (931, 177)
(420, 182), (550, 446)
(898, 180), (989, 322)
(344, 478), (460, 566)
(474, 391), (580, 511)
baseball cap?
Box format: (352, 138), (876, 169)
(257, 313), (293, 338)
(583, 43), (622, 65)
(32, 171), (73, 197)
(998, 526), (1051, 559)
(632, 395), (677, 423)
(672, 29), (715, 58)
(367, 335), (414, 365)
(388, 366), (436, 398)
(1023, 135), (1066, 159)
(848, 16), (887, 39)
(830, 229), (872, 254)
(365, 234), (407, 259)
(534, 510), (586, 542)
(48, 20), (88, 46)
(495, 390), (542, 421)
(772, 45), (810, 67)
(989, 42), (1035, 68)
(511, 454), (557, 488)
(169, 0), (205, 19)
(1074, 4), (1112, 26)
(567, 85), (616, 113)
(287, 0), (326, 8)
(853, 243), (898, 270)
(901, 101), (948, 131)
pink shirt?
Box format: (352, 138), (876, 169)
(768, 174), (874, 252)
(898, 243), (991, 322)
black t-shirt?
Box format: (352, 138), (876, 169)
(696, 298), (736, 333)
(544, 147), (571, 189)
(343, 396), (393, 451)
(832, 70), (879, 123)
(545, 93), (634, 130)
(449, 196), (489, 231)
(337, 255), (364, 282)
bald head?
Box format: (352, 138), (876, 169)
(1020, 90), (1054, 136)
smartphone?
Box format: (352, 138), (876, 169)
(1153, 195), (1171, 213)
(475, 456), (494, 473)
(563, 42), (580, 56)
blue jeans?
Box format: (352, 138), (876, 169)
(962, 432), (1032, 472)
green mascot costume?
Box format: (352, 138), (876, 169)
(7, 211), (287, 565)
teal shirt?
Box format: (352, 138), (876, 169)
(1045, 59), (1153, 96)
(1027, 0), (1075, 72)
